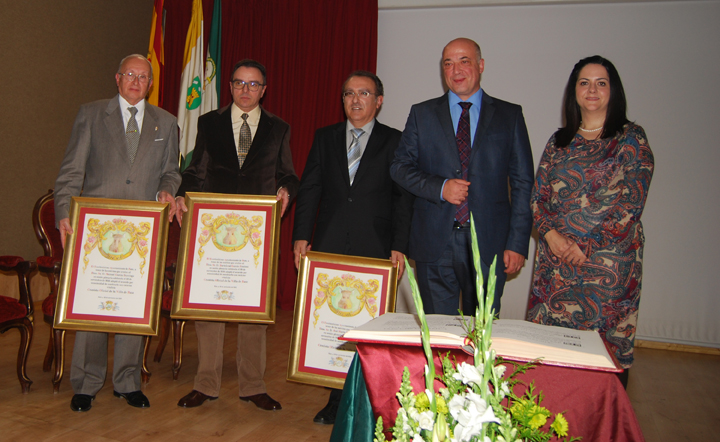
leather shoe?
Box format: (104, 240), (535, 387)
(70, 394), (95, 412)
(313, 400), (339, 424)
(239, 393), (282, 411)
(113, 390), (150, 408)
(178, 390), (218, 408)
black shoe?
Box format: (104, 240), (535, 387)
(313, 400), (339, 425)
(113, 390), (150, 408)
(70, 394), (95, 412)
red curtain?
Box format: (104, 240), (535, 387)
(158, 0), (378, 310)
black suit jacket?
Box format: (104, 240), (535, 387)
(293, 121), (413, 259)
(390, 91), (534, 268)
(178, 104), (298, 198)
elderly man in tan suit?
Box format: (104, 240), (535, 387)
(54, 54), (181, 412)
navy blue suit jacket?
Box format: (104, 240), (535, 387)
(390, 91), (534, 269)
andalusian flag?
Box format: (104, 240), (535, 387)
(146, 0), (164, 107)
(200, 0), (221, 116)
(177, 0), (204, 171)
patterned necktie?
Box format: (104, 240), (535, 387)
(455, 102), (473, 224)
(347, 128), (365, 184)
(237, 113), (251, 168)
(126, 106), (140, 164)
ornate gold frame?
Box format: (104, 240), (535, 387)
(170, 192), (280, 323)
(287, 251), (397, 389)
(55, 197), (169, 335)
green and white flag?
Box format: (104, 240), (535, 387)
(200, 0), (221, 117)
(177, 0), (204, 171)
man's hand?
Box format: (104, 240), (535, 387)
(442, 179), (470, 205)
(277, 188), (290, 217)
(293, 240), (311, 269)
(59, 218), (73, 249)
(390, 250), (406, 279)
(158, 191), (177, 221)
(503, 250), (525, 274)
(175, 196), (188, 224)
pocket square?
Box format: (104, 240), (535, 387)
(154, 138), (164, 141)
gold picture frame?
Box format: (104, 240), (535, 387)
(170, 192), (280, 324)
(287, 251), (397, 389)
(55, 197), (170, 335)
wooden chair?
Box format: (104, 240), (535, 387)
(33, 189), (151, 390)
(32, 189), (65, 392)
(0, 256), (37, 393)
(151, 220), (186, 380)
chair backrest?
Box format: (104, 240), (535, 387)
(32, 189), (63, 261)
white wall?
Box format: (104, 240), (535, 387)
(378, 1), (720, 347)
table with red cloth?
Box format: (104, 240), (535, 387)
(330, 343), (645, 442)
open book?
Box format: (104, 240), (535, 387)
(340, 313), (621, 372)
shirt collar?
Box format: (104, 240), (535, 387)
(232, 103), (262, 125)
(118, 95), (146, 113)
(448, 88), (483, 109)
(346, 118), (376, 135)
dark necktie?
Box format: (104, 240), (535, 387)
(126, 106), (140, 164)
(455, 102), (472, 224)
(237, 113), (251, 168)
(347, 128), (365, 184)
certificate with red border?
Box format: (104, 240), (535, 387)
(54, 197), (169, 335)
(287, 251), (397, 389)
(170, 192), (280, 323)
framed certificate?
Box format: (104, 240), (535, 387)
(170, 192), (280, 323)
(55, 197), (170, 335)
(287, 251), (397, 389)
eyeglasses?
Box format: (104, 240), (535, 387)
(342, 91), (375, 100)
(232, 80), (265, 91)
(118, 72), (150, 83)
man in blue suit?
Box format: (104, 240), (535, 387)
(390, 38), (534, 316)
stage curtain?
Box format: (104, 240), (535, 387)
(157, 0), (378, 310)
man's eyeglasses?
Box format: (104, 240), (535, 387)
(118, 72), (150, 83)
(342, 91), (375, 100)
(232, 80), (265, 91)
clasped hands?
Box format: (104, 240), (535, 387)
(544, 229), (587, 266)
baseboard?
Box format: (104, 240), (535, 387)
(635, 339), (720, 355)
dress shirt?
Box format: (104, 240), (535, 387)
(231, 103), (261, 144)
(118, 95), (146, 134)
(448, 89), (482, 147)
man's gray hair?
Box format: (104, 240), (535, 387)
(118, 54), (153, 80)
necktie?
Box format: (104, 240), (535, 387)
(126, 106), (140, 164)
(347, 128), (365, 185)
(237, 113), (251, 168)
(455, 102), (472, 224)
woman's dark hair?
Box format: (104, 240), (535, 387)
(555, 55), (629, 147)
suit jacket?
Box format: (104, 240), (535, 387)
(55, 96), (181, 223)
(390, 91), (534, 268)
(178, 104), (298, 198)
(293, 121), (413, 259)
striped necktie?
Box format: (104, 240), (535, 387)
(347, 128), (365, 184)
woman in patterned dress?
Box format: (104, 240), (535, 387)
(526, 56), (654, 386)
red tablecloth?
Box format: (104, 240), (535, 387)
(356, 343), (645, 442)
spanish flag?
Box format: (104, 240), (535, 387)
(177, 0), (204, 171)
(146, 0), (164, 107)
